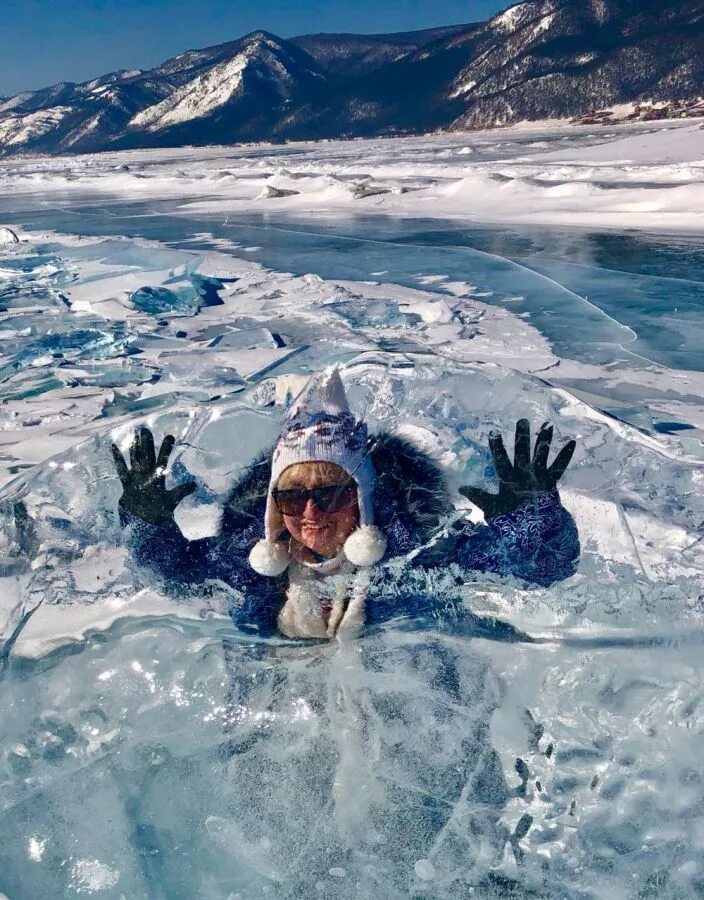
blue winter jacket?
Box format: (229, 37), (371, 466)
(122, 433), (579, 637)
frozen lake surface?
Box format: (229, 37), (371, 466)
(1, 124), (704, 898)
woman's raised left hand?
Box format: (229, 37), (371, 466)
(459, 419), (576, 519)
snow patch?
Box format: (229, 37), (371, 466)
(130, 53), (251, 131)
(531, 12), (555, 38)
(450, 79), (477, 99)
(0, 106), (73, 147)
(0, 92), (35, 114)
(492, 3), (530, 32)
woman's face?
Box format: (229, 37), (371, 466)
(276, 463), (359, 559)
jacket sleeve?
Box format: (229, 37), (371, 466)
(120, 508), (222, 585)
(455, 490), (579, 587)
(119, 509), (280, 632)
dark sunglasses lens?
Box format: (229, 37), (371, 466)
(319, 485), (356, 513)
(274, 492), (307, 516)
(274, 484), (356, 516)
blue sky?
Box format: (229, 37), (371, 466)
(1, 0), (508, 96)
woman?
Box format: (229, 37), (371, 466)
(112, 368), (579, 638)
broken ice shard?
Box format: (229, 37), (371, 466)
(130, 285), (202, 316)
(0, 328), (125, 384)
(0, 227), (20, 244)
(130, 273), (225, 316)
(327, 297), (419, 328)
(207, 328), (284, 350)
(189, 273), (225, 308)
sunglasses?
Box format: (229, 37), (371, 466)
(272, 481), (358, 517)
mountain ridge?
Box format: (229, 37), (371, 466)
(1, 0), (702, 156)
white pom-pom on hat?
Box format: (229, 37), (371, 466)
(343, 525), (387, 567)
(248, 539), (290, 576)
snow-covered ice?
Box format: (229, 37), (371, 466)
(0, 120), (703, 898)
(1, 118), (703, 231)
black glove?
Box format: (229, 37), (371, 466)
(459, 419), (576, 520)
(111, 426), (196, 525)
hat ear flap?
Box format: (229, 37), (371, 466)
(343, 525), (387, 567)
(249, 539), (290, 576)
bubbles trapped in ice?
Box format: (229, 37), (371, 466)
(27, 836), (47, 861)
(414, 858), (437, 881)
(70, 859), (120, 893)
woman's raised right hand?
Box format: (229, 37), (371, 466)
(111, 426), (196, 525)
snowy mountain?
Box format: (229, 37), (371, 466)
(445, 0), (704, 129)
(290, 25), (474, 77)
(0, 70), (175, 153)
(307, 0), (704, 136)
(1, 0), (703, 155)
(116, 32), (328, 149)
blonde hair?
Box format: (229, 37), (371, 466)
(269, 461), (355, 537)
(276, 461), (350, 490)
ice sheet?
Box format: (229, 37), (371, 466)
(2, 361), (704, 898)
(1, 123), (704, 897)
(1, 119), (702, 232)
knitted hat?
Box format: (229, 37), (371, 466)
(249, 368), (387, 576)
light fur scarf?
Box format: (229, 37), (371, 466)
(277, 554), (371, 640)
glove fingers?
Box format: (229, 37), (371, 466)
(459, 485), (498, 519)
(168, 481), (197, 506)
(532, 423), (553, 475)
(488, 431), (514, 483)
(128, 431), (141, 473)
(459, 485), (493, 509)
(133, 426), (156, 477)
(110, 443), (129, 485)
(514, 419), (531, 473)
(156, 434), (176, 470)
(547, 440), (576, 484)
(141, 426), (157, 471)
